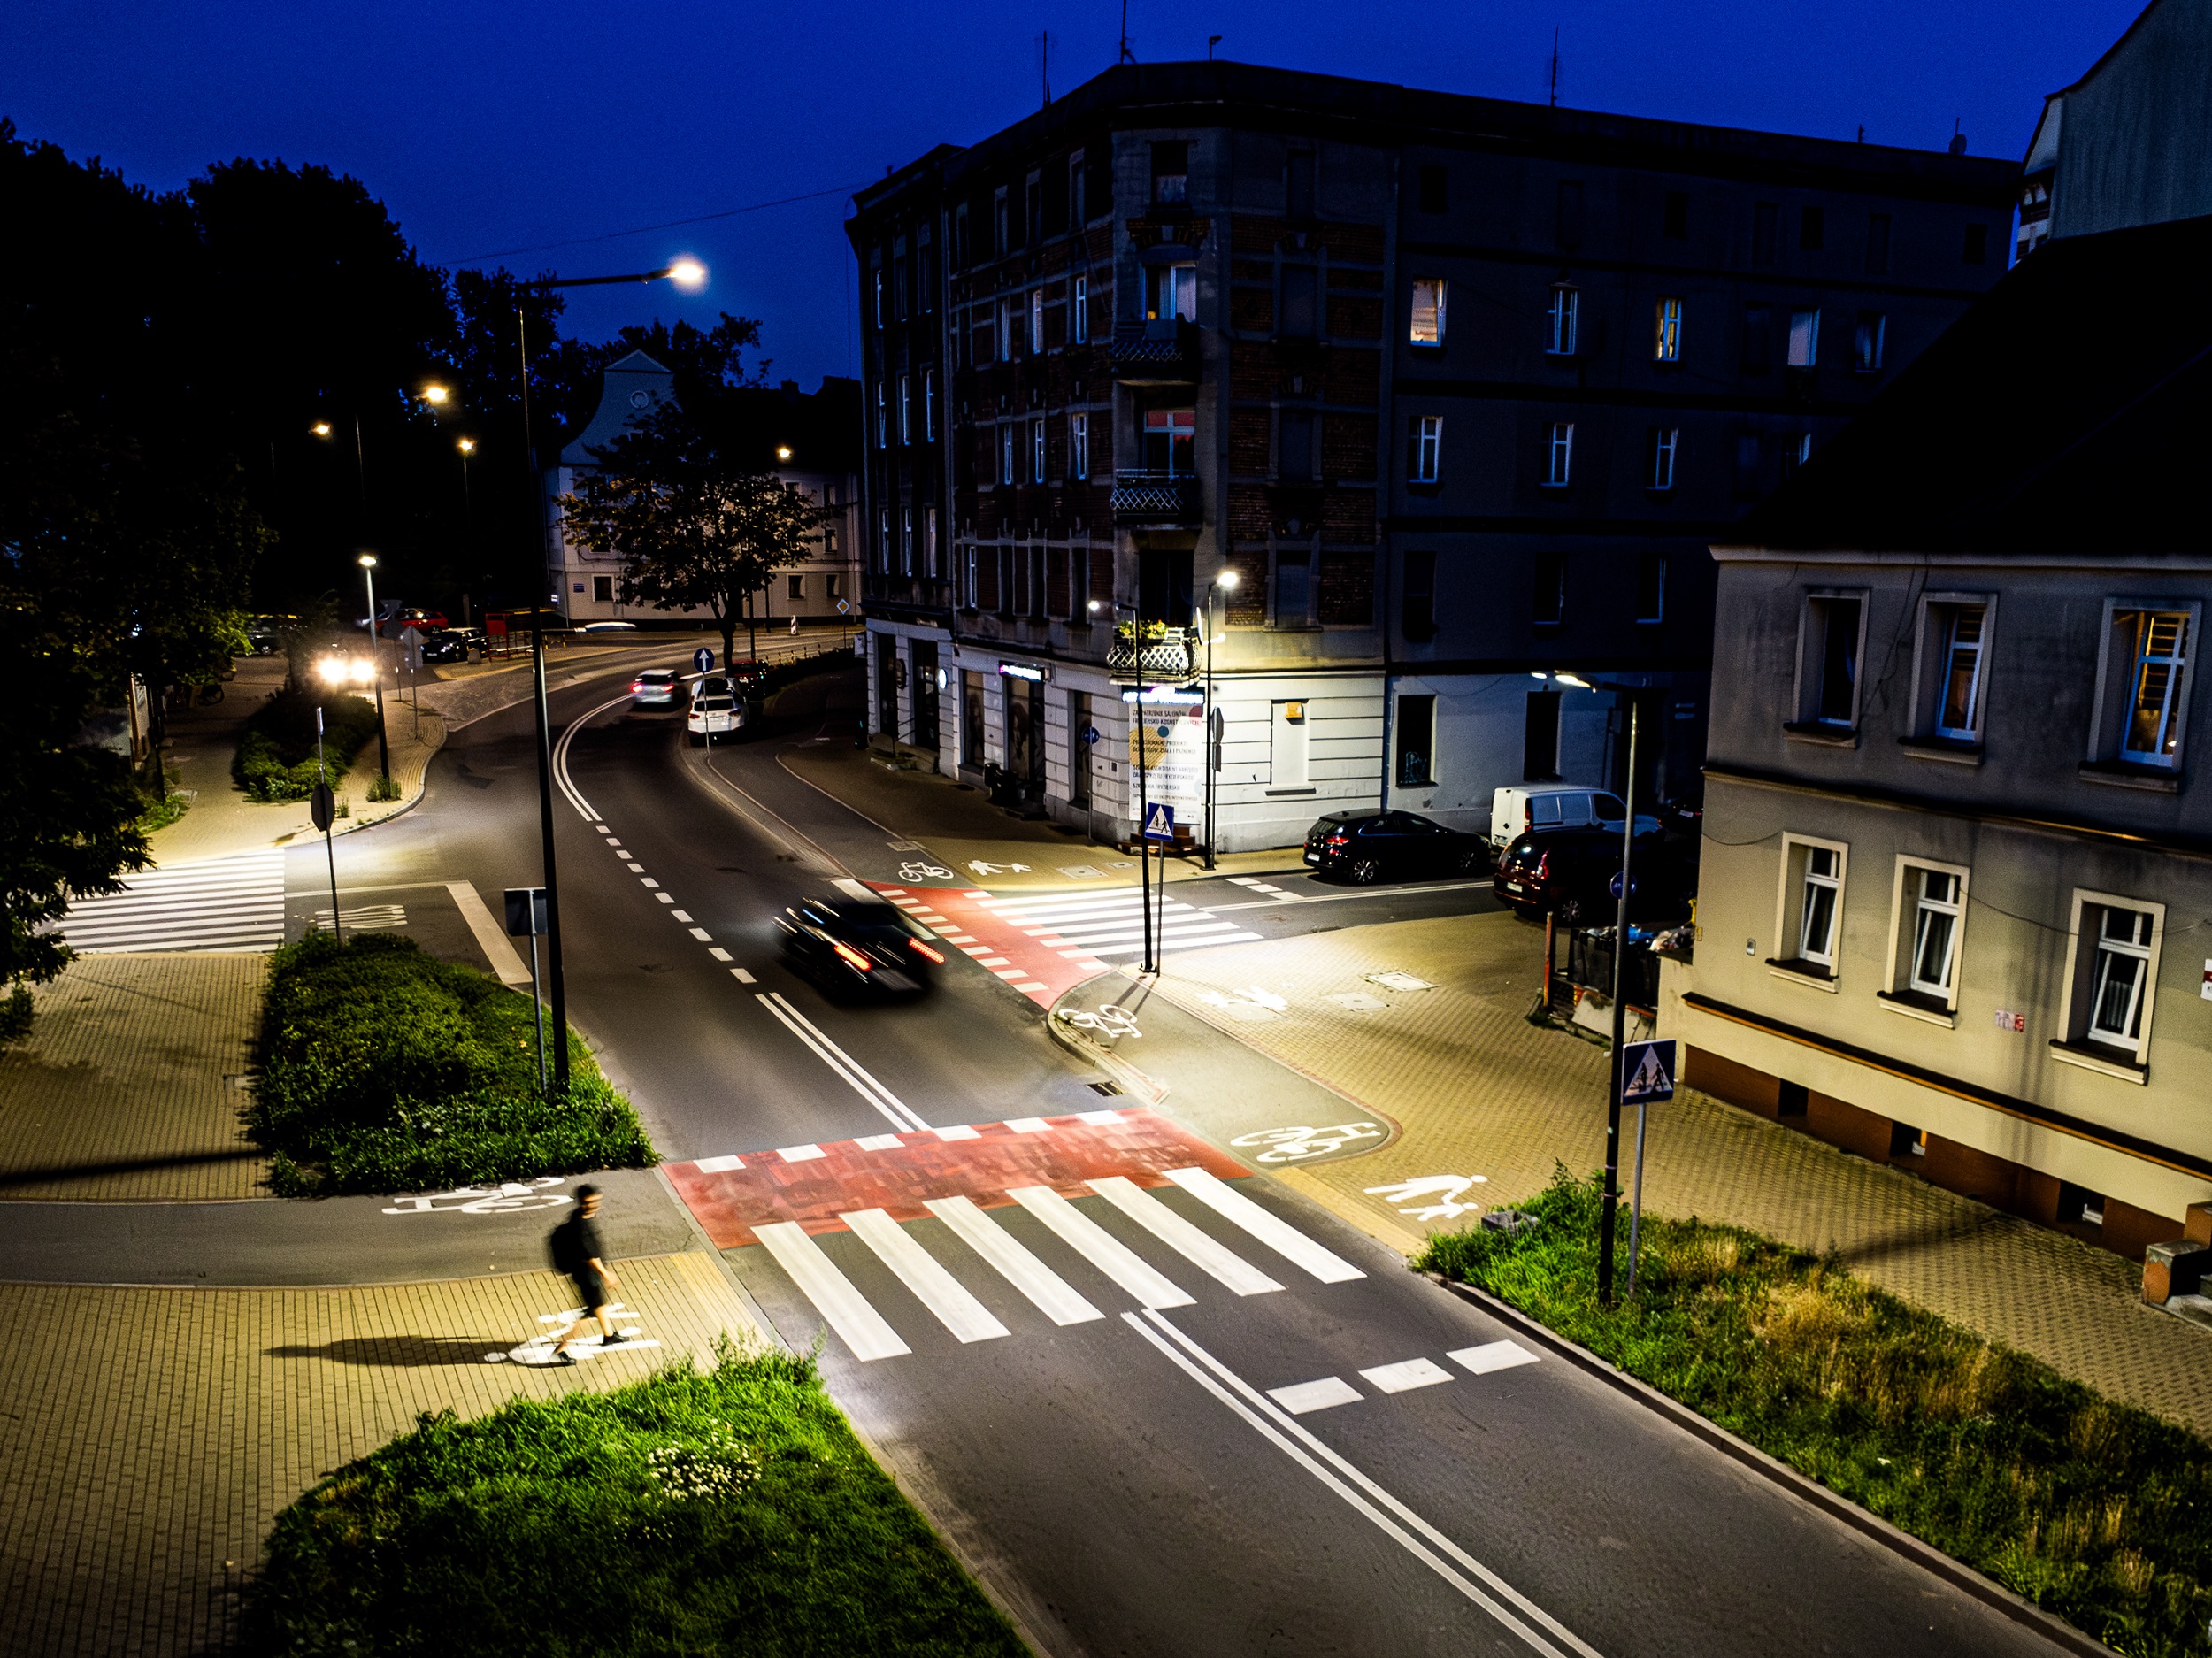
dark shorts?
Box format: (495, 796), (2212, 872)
(572, 1269), (608, 1311)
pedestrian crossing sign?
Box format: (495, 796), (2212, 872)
(1142, 802), (1177, 841)
(1621, 1039), (1676, 1106)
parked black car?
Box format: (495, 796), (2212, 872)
(776, 882), (941, 998)
(420, 631), (472, 664)
(1302, 810), (1490, 885)
(1492, 828), (1692, 925)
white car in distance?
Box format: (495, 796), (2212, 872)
(687, 680), (745, 746)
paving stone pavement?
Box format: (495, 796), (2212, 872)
(0, 1252), (758, 1658)
(0, 955), (266, 1201)
(1142, 910), (2212, 1442)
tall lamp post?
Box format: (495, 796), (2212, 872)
(357, 554), (390, 782)
(511, 257), (708, 1093)
(1203, 569), (1238, 871)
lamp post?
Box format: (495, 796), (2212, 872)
(511, 257), (708, 1094)
(1203, 570), (1238, 871)
(357, 554), (390, 782)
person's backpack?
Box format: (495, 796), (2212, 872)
(548, 1214), (581, 1274)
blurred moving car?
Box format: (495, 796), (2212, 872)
(580, 619), (640, 634)
(629, 668), (682, 709)
(777, 879), (941, 996)
(687, 683), (744, 745)
(1302, 810), (1490, 884)
(1492, 828), (1691, 925)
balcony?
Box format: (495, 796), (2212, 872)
(1109, 319), (1200, 384)
(1111, 470), (1202, 526)
(1108, 626), (1200, 683)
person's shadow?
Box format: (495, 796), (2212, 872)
(265, 1336), (518, 1368)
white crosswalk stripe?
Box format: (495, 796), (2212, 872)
(56, 850), (287, 953)
(978, 889), (1260, 958)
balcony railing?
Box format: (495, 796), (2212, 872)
(1109, 319), (1201, 384)
(1111, 470), (1202, 525)
(1108, 626), (1200, 683)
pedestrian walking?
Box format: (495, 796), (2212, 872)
(543, 1185), (629, 1364)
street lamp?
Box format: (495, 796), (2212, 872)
(357, 554), (390, 782)
(509, 257), (710, 1094)
(420, 383), (450, 407)
(1203, 569), (1240, 871)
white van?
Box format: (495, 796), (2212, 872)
(1489, 784), (1655, 848)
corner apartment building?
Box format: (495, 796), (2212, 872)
(543, 352), (864, 633)
(849, 62), (2015, 850)
(1664, 216), (2212, 1260)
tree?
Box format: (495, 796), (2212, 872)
(558, 400), (821, 669)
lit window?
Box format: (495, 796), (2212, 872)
(1647, 427), (1678, 491)
(1799, 847), (1841, 967)
(1031, 288), (1044, 352)
(2122, 610), (2190, 764)
(1934, 603), (1986, 740)
(1853, 311), (1886, 373)
(1147, 264), (1197, 323)
(1909, 870), (1962, 997)
(1409, 279), (1446, 347)
(1787, 310), (1820, 367)
(1071, 412), (1089, 480)
(2088, 907), (2155, 1051)
(1544, 422), (1574, 487)
(1407, 415), (1441, 483)
(1072, 274), (1088, 343)
(1143, 408), (1196, 475)
(1654, 296), (1683, 362)
(1546, 286), (1578, 355)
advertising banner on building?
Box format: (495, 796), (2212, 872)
(1129, 700), (1204, 813)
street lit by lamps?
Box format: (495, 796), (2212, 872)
(357, 554), (390, 782)
(1202, 569), (1240, 871)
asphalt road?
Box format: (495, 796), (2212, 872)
(158, 658), (2074, 1658)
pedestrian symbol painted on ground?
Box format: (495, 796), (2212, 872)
(1621, 1039), (1677, 1105)
(1363, 1174), (1489, 1223)
(966, 859), (1031, 876)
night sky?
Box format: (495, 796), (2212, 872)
(4, 0), (2146, 388)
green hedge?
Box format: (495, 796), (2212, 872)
(245, 1344), (1026, 1657)
(251, 933), (655, 1195)
(234, 686), (383, 802)
(1420, 1171), (2212, 1658)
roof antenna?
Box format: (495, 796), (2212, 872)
(1119, 0), (1135, 63)
(1209, 34), (1222, 60)
(1548, 27), (1561, 108)
(1948, 117), (1967, 155)
(1041, 31), (1051, 108)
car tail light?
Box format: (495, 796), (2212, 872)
(1325, 832), (1349, 847)
(908, 939), (945, 964)
(832, 940), (873, 972)
(629, 679), (644, 692)
(1535, 852), (1552, 882)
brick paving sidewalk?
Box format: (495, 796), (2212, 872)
(1138, 910), (2212, 1441)
(0, 1252), (758, 1657)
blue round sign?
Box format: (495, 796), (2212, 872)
(693, 647), (715, 674)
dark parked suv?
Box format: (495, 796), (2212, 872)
(1492, 829), (1690, 924)
(1303, 810), (1490, 885)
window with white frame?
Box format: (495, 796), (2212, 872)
(999, 425), (1015, 486)
(1546, 285), (1579, 355)
(872, 266), (884, 329)
(1147, 263), (1197, 323)
(1032, 418), (1046, 483)
(2057, 893), (2165, 1066)
(1408, 415), (1441, 483)
(1409, 279), (1446, 347)
(1787, 310), (1821, 367)
(901, 508), (913, 574)
(924, 506), (938, 576)
(1774, 836), (1848, 979)
(923, 368), (937, 441)
(1654, 296), (1683, 362)
(961, 544), (979, 608)
(1071, 412), (1089, 480)
(1800, 847), (1842, 966)
(1797, 591), (1866, 728)
(1931, 600), (1989, 741)
(1905, 866), (1964, 1000)
(1030, 288), (1044, 352)
(877, 509), (891, 571)
(1072, 274), (1089, 342)
(897, 375), (910, 444)
(874, 382), (887, 448)
(1143, 408), (1196, 475)
(1647, 426), (1678, 491)
(998, 297), (1014, 361)
(1544, 422), (1574, 487)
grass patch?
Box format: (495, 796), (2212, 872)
(234, 685), (382, 802)
(134, 778), (191, 833)
(251, 932), (655, 1196)
(1420, 1171), (2212, 1657)
(245, 1341), (1026, 1656)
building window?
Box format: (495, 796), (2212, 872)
(901, 509), (913, 574)
(897, 375), (911, 444)
(1072, 274), (1089, 342)
(1069, 156), (1087, 222)
(923, 367), (937, 440)
(1932, 602), (1988, 741)
(878, 509), (891, 572)
(592, 575), (614, 603)
(1963, 223), (1989, 265)
(892, 245), (909, 319)
(1031, 288), (1045, 352)
(1532, 550), (1564, 625)
(1402, 549), (1436, 641)
(961, 545), (979, 608)
(1524, 689), (1561, 779)
(1907, 868), (1963, 999)
(1144, 408), (1196, 475)
(1071, 412), (1089, 480)
(1147, 263), (1197, 323)
(1277, 409), (1315, 484)
(1395, 694), (1436, 787)
(1407, 415), (1441, 483)
(1741, 304), (1771, 372)
(1800, 847), (1842, 967)
(1417, 164), (1448, 213)
(788, 573), (807, 600)
(1781, 433), (1813, 479)
(1865, 212), (1891, 275)
(1546, 285), (1578, 356)
(1776, 835), (1847, 979)
(1799, 592), (1866, 728)
(1555, 180), (1584, 249)
(1543, 422), (1574, 487)
(1279, 265), (1317, 338)
(827, 572), (844, 600)
(1032, 418), (1046, 483)
(1275, 549), (1310, 626)
(874, 383), (887, 448)
(1853, 311), (1886, 373)
(924, 506), (938, 577)
(1285, 150), (1315, 219)
(1647, 426), (1678, 491)
(1153, 141), (1189, 204)
(918, 233), (936, 311)
(999, 425), (1015, 486)
(1663, 190), (1688, 239)
(2085, 904), (2155, 1053)
(1800, 205), (1824, 250)
(1753, 201), (1778, 265)
(993, 188), (1009, 257)
(1635, 552), (1666, 622)
(872, 266), (884, 328)
(1409, 278), (1446, 347)
(998, 297), (1015, 362)
(1654, 296), (1682, 362)
(1787, 310), (1820, 368)
(2121, 609), (2191, 765)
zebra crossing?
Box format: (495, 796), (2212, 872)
(974, 887), (1263, 962)
(57, 849), (288, 953)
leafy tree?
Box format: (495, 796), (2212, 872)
(558, 400), (821, 669)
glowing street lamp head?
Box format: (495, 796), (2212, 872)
(775, 445), (793, 462)
(420, 383), (449, 406)
(667, 257), (707, 291)
(357, 554), (378, 569)
(1215, 568), (1240, 591)
(311, 421), (332, 437)
(457, 438), (476, 454)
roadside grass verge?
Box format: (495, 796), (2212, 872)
(245, 1341), (1026, 1656)
(250, 932), (655, 1196)
(1419, 1171), (2212, 1658)
(234, 685), (381, 801)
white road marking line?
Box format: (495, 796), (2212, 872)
(941, 933), (978, 944)
(672, 910), (694, 922)
(641, 877), (660, 889)
(1361, 1357), (1455, 1394)
(978, 956), (1012, 968)
(694, 1155), (744, 1173)
(842, 1208), (1010, 1343)
(593, 824), (610, 833)
(856, 1133), (905, 1152)
(993, 968), (1028, 980)
(444, 882), (534, 987)
(754, 992), (930, 1133)
(708, 947), (732, 962)
(655, 894), (674, 905)
(732, 968), (757, 984)
(1076, 1109), (1124, 1125)
(776, 1144), (826, 1162)
(626, 863), (644, 872)
(58, 851), (288, 955)
(1448, 1340), (1541, 1377)
(925, 1196), (1103, 1325)
(933, 1124), (980, 1141)
(1087, 1178), (1281, 1296)
(1007, 1186), (1194, 1309)
(756, 1222), (910, 1362)
(1270, 1377), (1363, 1414)
(1016, 981), (1048, 993)
(1004, 1117), (1050, 1133)
(1162, 1167), (1365, 1283)
(688, 927), (713, 941)
(1132, 1311), (1601, 1658)
(1227, 876), (1262, 887)
(1056, 948), (1094, 958)
(551, 689), (634, 821)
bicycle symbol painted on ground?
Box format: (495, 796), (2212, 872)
(381, 1178), (574, 1216)
(1232, 1122), (1386, 1163)
(896, 860), (956, 881)
(1054, 1003), (1143, 1040)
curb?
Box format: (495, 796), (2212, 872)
(1428, 1273), (2121, 1658)
(1043, 982), (1171, 1105)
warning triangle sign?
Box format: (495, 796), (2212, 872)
(1143, 803), (1176, 840)
(1623, 1040), (1675, 1103)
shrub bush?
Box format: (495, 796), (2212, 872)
(251, 932), (655, 1195)
(1421, 1171), (2212, 1657)
(234, 687), (381, 802)
(245, 1344), (1025, 1657)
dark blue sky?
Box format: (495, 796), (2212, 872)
(4, 1), (2143, 389)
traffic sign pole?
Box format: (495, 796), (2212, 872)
(1598, 695), (1641, 1307)
(1616, 1039), (1676, 1302)
(1136, 682), (1154, 974)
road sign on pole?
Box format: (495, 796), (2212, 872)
(693, 646), (715, 675)
(504, 887), (551, 1092)
(1142, 802), (1177, 841)
(1620, 1039), (1676, 1105)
